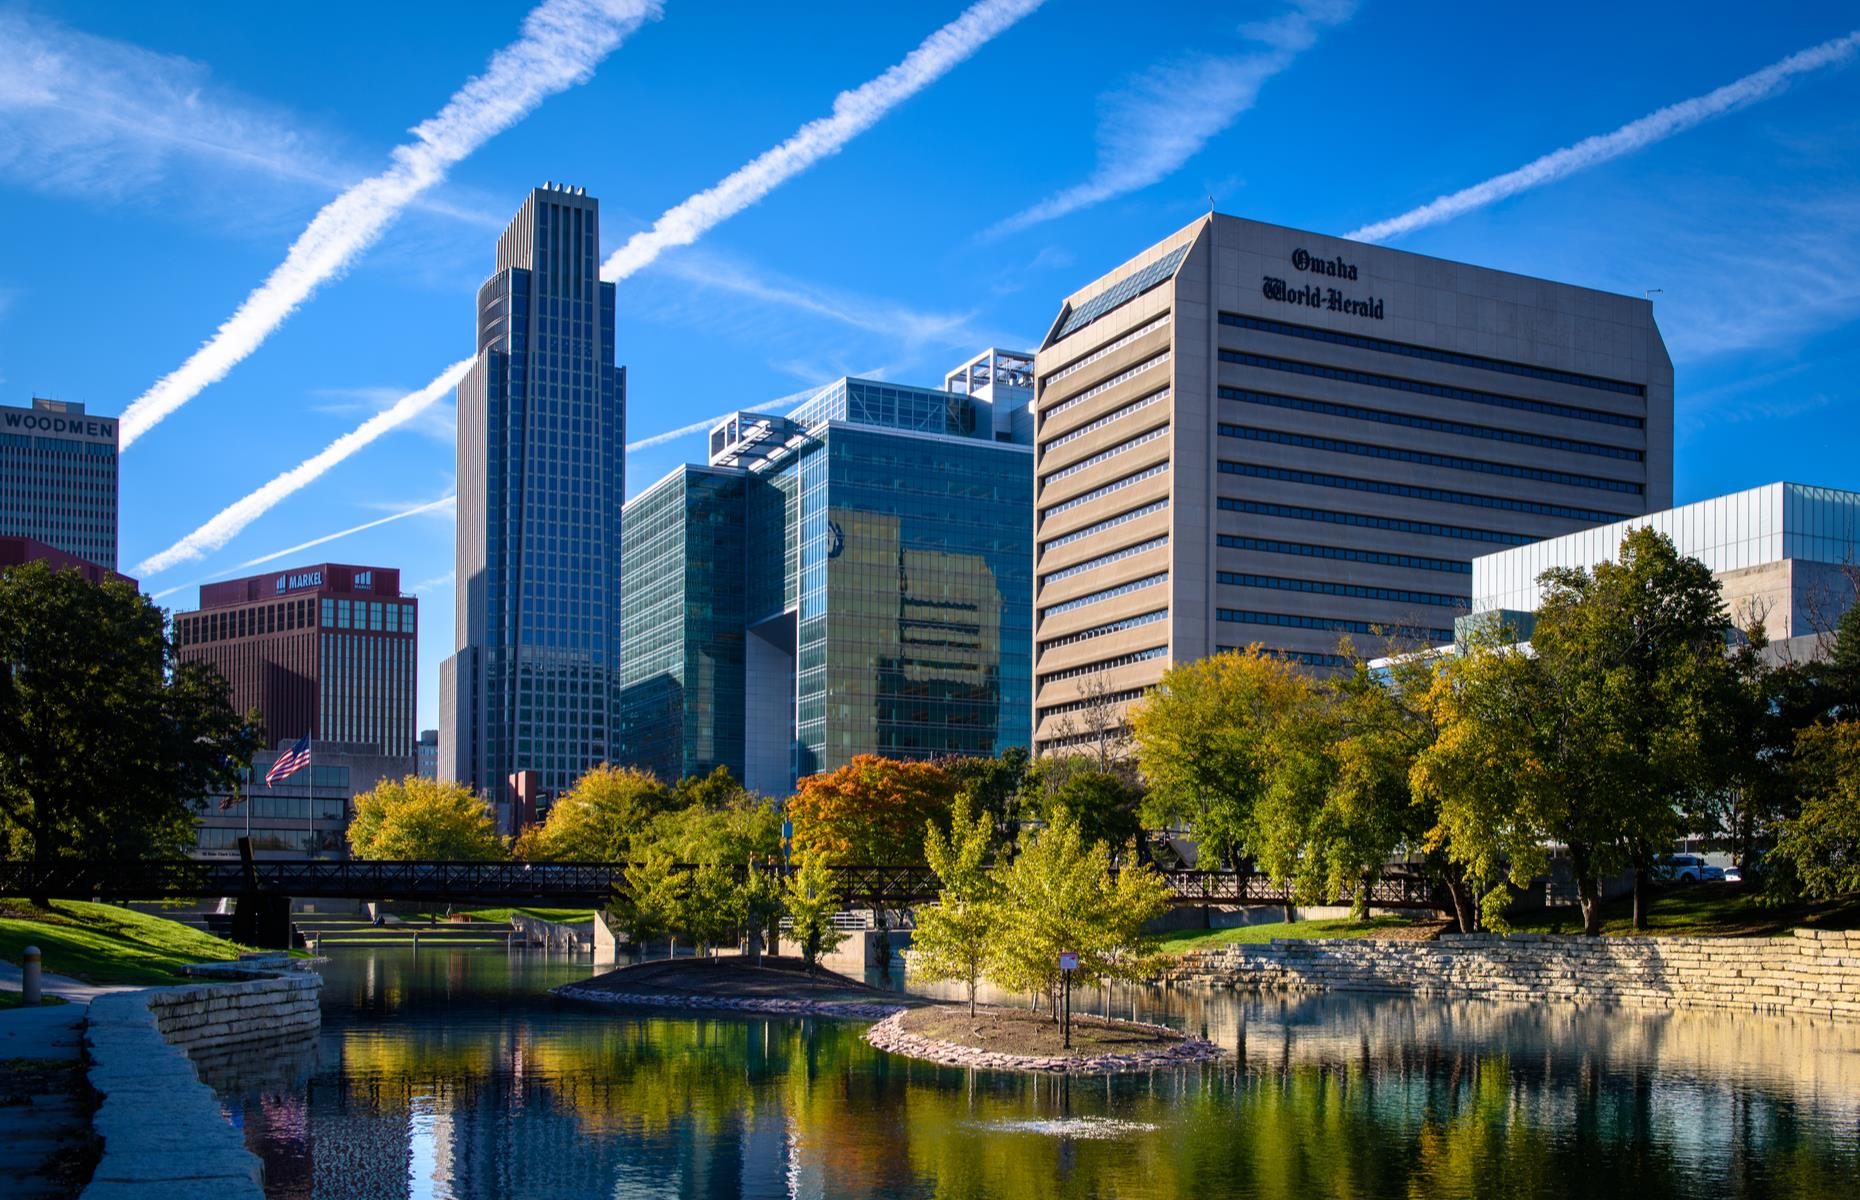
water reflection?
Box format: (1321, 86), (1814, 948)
(217, 948), (1860, 1199)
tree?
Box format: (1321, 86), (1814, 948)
(678, 861), (740, 955)
(0, 563), (257, 893)
(637, 789), (781, 866)
(933, 748), (1029, 848)
(734, 861), (786, 964)
(613, 852), (685, 956)
(1413, 529), (1741, 934)
(1770, 721), (1860, 899)
(514, 764), (676, 861)
(347, 776), (506, 860)
(908, 792), (999, 1016)
(786, 755), (958, 866)
(1129, 647), (1320, 870)
(1033, 771), (1146, 861)
(782, 852), (848, 973)
(988, 812), (1170, 1021)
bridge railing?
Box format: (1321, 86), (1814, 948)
(0, 859), (1445, 909)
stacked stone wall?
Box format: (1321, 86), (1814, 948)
(1159, 929), (1860, 1019)
(81, 971), (321, 1199)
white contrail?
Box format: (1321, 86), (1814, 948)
(118, 0), (661, 448)
(237, 494), (456, 568)
(601, 0), (1046, 281)
(134, 360), (471, 575)
(625, 383), (824, 452)
(1348, 30), (1860, 243)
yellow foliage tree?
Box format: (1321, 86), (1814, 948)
(514, 764), (677, 861)
(347, 776), (506, 861)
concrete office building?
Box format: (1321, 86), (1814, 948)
(1031, 215), (1672, 753)
(621, 360), (1035, 794)
(416, 729), (439, 779)
(1465, 481), (1860, 660)
(0, 396), (119, 571)
(194, 740), (413, 860)
(173, 563), (419, 759)
(441, 184), (625, 829)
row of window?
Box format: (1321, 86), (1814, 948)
(1037, 684), (1149, 723)
(1217, 462), (1627, 524)
(1037, 607), (1169, 654)
(1219, 312), (1646, 397)
(1039, 498), (1170, 556)
(1218, 424), (1643, 494)
(1217, 608), (1455, 642)
(1217, 386), (1643, 461)
(320, 598), (416, 633)
(1216, 644), (1352, 668)
(1040, 352), (1170, 424)
(1042, 389), (1168, 453)
(1216, 497), (1534, 546)
(1041, 313), (1172, 389)
(1218, 348), (1644, 429)
(1039, 535), (1170, 587)
(1038, 645), (1168, 685)
(1217, 534), (1471, 574)
(1217, 572), (1466, 609)
(1041, 462), (1170, 518)
(1040, 571), (1169, 620)
(1041, 425), (1169, 488)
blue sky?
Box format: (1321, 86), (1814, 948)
(2, 0), (1856, 729)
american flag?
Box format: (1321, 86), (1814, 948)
(265, 735), (312, 787)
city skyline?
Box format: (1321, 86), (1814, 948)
(1, 2), (1856, 730)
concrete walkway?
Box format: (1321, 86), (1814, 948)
(0, 959), (140, 1200)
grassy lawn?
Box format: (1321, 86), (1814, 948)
(457, 907), (595, 924)
(1502, 884), (1860, 938)
(0, 899), (257, 985)
(1155, 914), (1442, 954)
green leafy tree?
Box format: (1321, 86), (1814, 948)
(1033, 770), (1146, 861)
(934, 748), (1029, 847)
(639, 790), (781, 866)
(989, 812), (1170, 1020)
(786, 755), (958, 866)
(678, 861), (740, 955)
(734, 861), (786, 963)
(1130, 646), (1320, 870)
(514, 764), (677, 861)
(672, 764), (751, 811)
(782, 852), (848, 973)
(1770, 721), (1860, 899)
(614, 852), (685, 957)
(909, 792), (999, 1016)
(347, 776), (507, 860)
(0, 563), (257, 894)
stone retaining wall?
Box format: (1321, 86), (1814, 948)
(81, 970), (321, 1199)
(1159, 929), (1860, 1019)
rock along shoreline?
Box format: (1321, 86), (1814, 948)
(863, 1010), (1226, 1075)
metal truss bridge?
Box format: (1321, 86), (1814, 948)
(0, 859), (1444, 911)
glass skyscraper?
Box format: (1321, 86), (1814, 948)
(441, 184), (624, 828)
(621, 354), (1035, 794)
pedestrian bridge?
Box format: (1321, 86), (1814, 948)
(0, 858), (1444, 910)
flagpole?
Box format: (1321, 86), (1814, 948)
(307, 738), (316, 860)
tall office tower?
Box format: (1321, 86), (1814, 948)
(0, 397), (119, 570)
(173, 563), (419, 756)
(1030, 215), (1672, 755)
(620, 357), (1035, 794)
(440, 184), (624, 828)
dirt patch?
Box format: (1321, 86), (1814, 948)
(896, 1005), (1182, 1056)
(1374, 920), (1453, 941)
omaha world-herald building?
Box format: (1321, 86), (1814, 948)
(440, 184), (625, 828)
(1031, 215), (1672, 753)
(621, 351), (1034, 794)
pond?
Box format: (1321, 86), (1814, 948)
(214, 947), (1860, 1199)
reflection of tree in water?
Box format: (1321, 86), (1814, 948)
(232, 975), (1860, 1200)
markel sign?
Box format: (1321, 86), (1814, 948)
(1262, 248), (1384, 320)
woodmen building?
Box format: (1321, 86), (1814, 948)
(1030, 214), (1673, 754)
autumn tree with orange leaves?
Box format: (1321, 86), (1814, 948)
(786, 755), (959, 865)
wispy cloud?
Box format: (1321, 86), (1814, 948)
(311, 384), (457, 445)
(1348, 29), (1860, 243)
(0, 12), (501, 230)
(117, 0), (661, 449)
(236, 495), (457, 568)
(134, 360), (472, 575)
(625, 383), (824, 453)
(601, 0), (1046, 282)
(990, 1), (1352, 236)
(408, 569), (458, 596)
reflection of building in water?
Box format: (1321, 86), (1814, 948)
(621, 357), (1035, 792)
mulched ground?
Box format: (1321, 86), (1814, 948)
(896, 1004), (1182, 1056)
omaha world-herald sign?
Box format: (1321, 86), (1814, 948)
(1261, 247), (1384, 319)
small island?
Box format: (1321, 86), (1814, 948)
(866, 1005), (1222, 1074)
(554, 955), (911, 1019)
